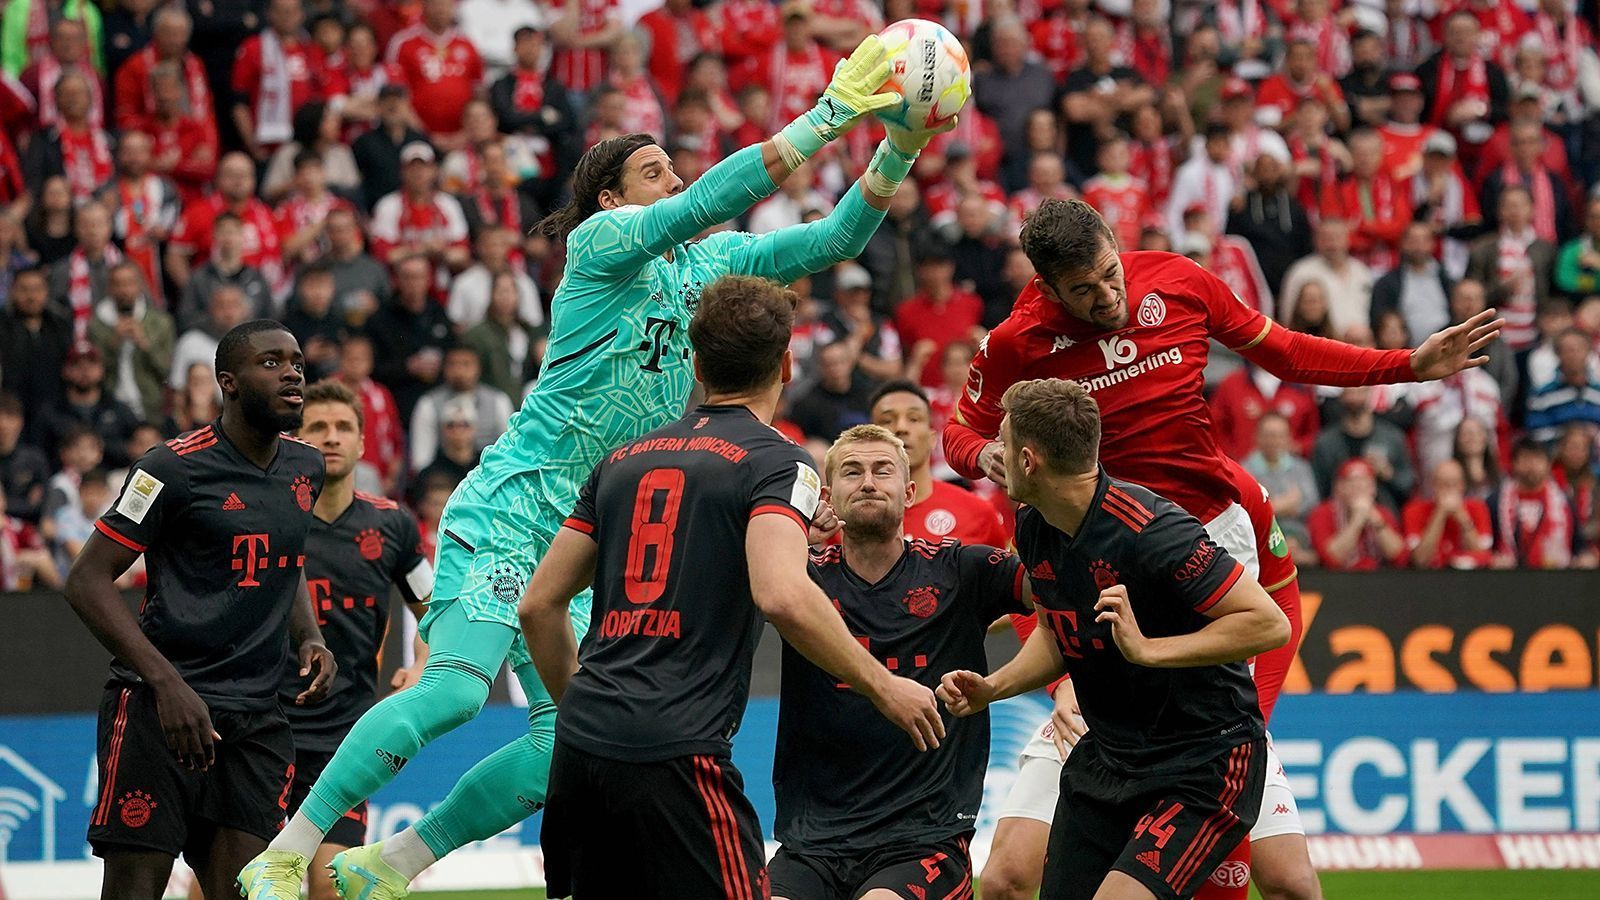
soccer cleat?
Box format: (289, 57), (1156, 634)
(237, 849), (309, 900)
(328, 842), (412, 899)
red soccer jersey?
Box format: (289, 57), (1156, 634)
(1402, 497), (1494, 569)
(1082, 175), (1151, 254)
(1378, 123), (1437, 183)
(139, 114), (217, 206)
(904, 480), (1008, 547)
(387, 26), (484, 135)
(169, 195), (283, 280)
(951, 252), (1271, 522)
(895, 290), (984, 387)
(115, 49), (215, 140)
(552, 0), (619, 94)
(232, 35), (324, 124)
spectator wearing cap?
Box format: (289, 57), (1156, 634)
(176, 212), (271, 330)
(86, 261), (173, 423)
(0, 268), (72, 419)
(232, 0), (325, 163)
(1280, 218), (1376, 335)
(1410, 130), (1482, 279)
(1479, 119), (1575, 244)
(1376, 72), (1437, 183)
(1339, 29), (1390, 128)
(0, 394), (51, 523)
(1404, 458), (1495, 569)
(489, 24), (579, 210)
(895, 236), (985, 388)
(1225, 130), (1312, 297)
(366, 255), (454, 421)
(1466, 185), (1555, 350)
(1526, 328), (1600, 445)
(458, 0), (546, 74)
(1166, 122), (1235, 241)
(463, 269), (543, 400)
(1060, 17), (1152, 180)
(352, 84), (432, 212)
(447, 226), (543, 329)
(1321, 129), (1413, 275)
(1312, 385), (1415, 510)
(386, 0), (483, 144)
(1490, 437), (1583, 568)
(1307, 457), (1409, 570)
(1417, 12), (1510, 167)
(1371, 221), (1454, 342)
(409, 343), (512, 473)
(35, 342), (141, 470)
(814, 262), (902, 383)
(413, 397), (484, 489)
(1556, 198), (1600, 298)
(369, 141), (472, 282)
(167, 282), (250, 392)
(1256, 38), (1350, 134)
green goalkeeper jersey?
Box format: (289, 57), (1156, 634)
(465, 143), (887, 524)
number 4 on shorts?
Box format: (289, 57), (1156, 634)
(1134, 801), (1183, 849)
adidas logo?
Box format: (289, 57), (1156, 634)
(1136, 850), (1162, 873)
(374, 748), (409, 775)
(1030, 559), (1056, 581)
(222, 492), (247, 511)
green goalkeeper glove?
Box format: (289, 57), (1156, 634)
(775, 35), (902, 169)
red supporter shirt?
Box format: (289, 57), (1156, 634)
(1209, 369), (1321, 460)
(388, 26), (484, 135)
(1378, 123), (1437, 182)
(1082, 175), (1151, 254)
(1308, 500), (1405, 570)
(904, 480), (1008, 547)
(368, 190), (470, 264)
(894, 290), (984, 387)
(717, 0), (781, 91)
(1254, 74), (1344, 124)
(636, 6), (717, 104)
(0, 130), (23, 206)
(232, 34), (324, 123)
(114, 49), (216, 140)
(169, 195), (283, 276)
(139, 114), (217, 205)
(553, 0), (619, 94)
(1402, 497), (1494, 569)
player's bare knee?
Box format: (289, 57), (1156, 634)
(859, 890), (903, 900)
(977, 860), (1036, 900)
(1253, 868), (1322, 900)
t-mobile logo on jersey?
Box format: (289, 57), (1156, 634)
(231, 533), (271, 587)
(1098, 335), (1137, 368)
(636, 317), (679, 373)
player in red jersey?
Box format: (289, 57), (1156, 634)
(869, 380), (1007, 547)
(948, 199), (1501, 900)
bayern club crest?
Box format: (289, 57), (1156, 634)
(1137, 293), (1166, 328)
(291, 475), (314, 512)
(1089, 559), (1119, 591)
(902, 585), (941, 618)
(357, 528), (384, 561)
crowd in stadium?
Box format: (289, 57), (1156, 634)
(1, 0), (1599, 589)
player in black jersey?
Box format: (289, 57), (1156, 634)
(270, 379), (433, 898)
(64, 320), (336, 900)
(938, 379), (1290, 900)
(520, 275), (945, 900)
(770, 423), (1030, 900)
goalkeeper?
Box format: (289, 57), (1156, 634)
(242, 35), (951, 900)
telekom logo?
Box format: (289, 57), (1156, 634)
(231, 534), (270, 587)
(1098, 335), (1137, 369)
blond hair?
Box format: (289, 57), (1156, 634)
(823, 424), (910, 482)
(1001, 379), (1100, 474)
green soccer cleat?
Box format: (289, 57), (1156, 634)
(328, 842), (412, 900)
(237, 849), (309, 900)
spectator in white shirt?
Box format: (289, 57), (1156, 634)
(1280, 217), (1377, 334)
(447, 226), (543, 328)
(167, 283), (251, 390)
(409, 344), (513, 473)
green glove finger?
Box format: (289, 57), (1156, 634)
(860, 90), (903, 113)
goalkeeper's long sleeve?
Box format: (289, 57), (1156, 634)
(727, 186), (888, 284)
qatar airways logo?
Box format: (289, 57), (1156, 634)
(1085, 335), (1183, 394)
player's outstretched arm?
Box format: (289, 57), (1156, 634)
(749, 513), (945, 751)
(1096, 577), (1289, 668)
(518, 525), (598, 705)
(288, 572), (337, 705)
(65, 533), (221, 770)
(1238, 308), (1505, 386)
(938, 625), (1064, 717)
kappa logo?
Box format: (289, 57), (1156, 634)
(374, 749), (409, 775)
(902, 585), (941, 618)
(1050, 334), (1077, 353)
(290, 475), (314, 512)
(357, 528), (384, 562)
(1274, 803), (1291, 816)
(1089, 559), (1119, 590)
(222, 492), (246, 511)
(1137, 293), (1167, 328)
(490, 563), (524, 604)
(1136, 850), (1162, 873)
(1030, 559), (1056, 581)
(1209, 860), (1251, 888)
(118, 790), (157, 828)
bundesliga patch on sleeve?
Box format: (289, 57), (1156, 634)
(116, 470), (165, 524)
(790, 462), (821, 519)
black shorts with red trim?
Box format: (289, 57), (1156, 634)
(1041, 736), (1267, 900)
(541, 739), (769, 900)
(88, 681), (294, 858)
(287, 747), (368, 849)
(769, 832), (973, 900)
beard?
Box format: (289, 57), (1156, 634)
(842, 498), (901, 542)
(239, 388), (303, 434)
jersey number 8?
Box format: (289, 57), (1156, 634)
(625, 468), (686, 605)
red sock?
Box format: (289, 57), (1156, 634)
(1252, 579), (1303, 724)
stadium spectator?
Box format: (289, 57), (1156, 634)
(351, 85), (432, 212)
(1167, 122), (1235, 241)
(1371, 222), (1454, 341)
(1007, 150), (1079, 238)
(322, 207), (392, 316)
(48, 202), (120, 341)
(813, 262), (901, 383)
(447, 227), (543, 329)
(1417, 11), (1509, 170)
(440, 100), (503, 194)
(1280, 218), (1376, 334)
(100, 0), (155, 78)
(335, 333), (405, 495)
(176, 213), (272, 330)
(948, 194), (1012, 326)
(138, 60), (219, 205)
(261, 102), (362, 203)
(1411, 131), (1481, 280)
(1322, 129), (1411, 275)
(1477, 86), (1574, 198)
(367, 255), (454, 421)
(231, 0), (324, 163)
(20, 18), (103, 131)
(637, 0), (715, 105)
(1243, 410), (1320, 563)
(281, 263), (346, 382)
(1060, 17), (1149, 180)
(40, 423), (101, 525)
(869, 379), (1005, 546)
(0, 486), (59, 590)
(488, 24), (580, 209)
(276, 151), (356, 272)
(749, 159), (831, 234)
(549, 0), (623, 97)
(462, 270), (542, 401)
(47, 464), (109, 575)
(1466, 185), (1555, 351)
(1403, 458), (1495, 569)
(791, 339), (875, 443)
(411, 394), (484, 491)
(1480, 119), (1575, 244)
(0, 395), (50, 524)
(1555, 196), (1600, 297)
(858, 178), (923, 315)
(896, 238), (983, 388)
(1312, 385), (1416, 510)
(1453, 414), (1503, 502)
(168, 283), (250, 391)
(408, 344), (512, 473)
(1446, 277), (1520, 407)
(1526, 329), (1600, 445)
(1081, 135), (1149, 260)
(458, 0), (546, 73)
(1285, 278), (1335, 338)
(1381, 0), (1434, 72)
(1374, 73), (1435, 181)
(165, 361), (219, 437)
(0, 268), (71, 421)
(165, 152), (283, 298)
(973, 17), (1056, 185)
(86, 261), (173, 424)
(111, 6), (213, 140)
(1552, 423), (1600, 563)
(1212, 364), (1321, 460)
(454, 140), (543, 247)
(1225, 137), (1312, 298)
(94, 131), (179, 303)
(1491, 437), (1583, 569)
(1341, 30), (1391, 130)
(1307, 458), (1409, 570)
(22, 71), (111, 203)
(23, 179), (79, 268)
(369, 141), (471, 280)
(1258, 37), (1349, 131)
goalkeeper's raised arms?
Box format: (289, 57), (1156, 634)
(770, 34), (903, 173)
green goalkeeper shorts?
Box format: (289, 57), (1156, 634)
(423, 473), (592, 670)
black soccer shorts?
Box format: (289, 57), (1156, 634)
(88, 682), (295, 859)
(541, 740), (769, 899)
(1042, 737), (1267, 900)
(287, 747), (369, 849)
(768, 832), (973, 900)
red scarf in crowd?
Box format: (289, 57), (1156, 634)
(1497, 479), (1572, 568)
(66, 243), (122, 338)
(34, 55), (103, 129)
(1357, 174), (1400, 271)
(1496, 227), (1538, 348)
(1217, 0), (1268, 47)
(1534, 13), (1587, 93)
(1500, 162), (1558, 243)
(1128, 137), (1173, 208)
(1431, 54), (1489, 129)
(58, 125), (110, 201)
(116, 176), (162, 302)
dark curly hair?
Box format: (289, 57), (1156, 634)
(1019, 198), (1117, 288)
(537, 133), (660, 240)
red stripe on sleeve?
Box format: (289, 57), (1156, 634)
(750, 504), (807, 534)
(1193, 561), (1245, 614)
(562, 517), (595, 536)
(95, 520), (147, 553)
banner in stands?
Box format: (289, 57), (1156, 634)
(1288, 570), (1600, 694)
(3, 690), (1598, 896)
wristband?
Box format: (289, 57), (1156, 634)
(863, 138), (919, 198)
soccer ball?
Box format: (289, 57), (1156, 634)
(873, 19), (971, 134)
